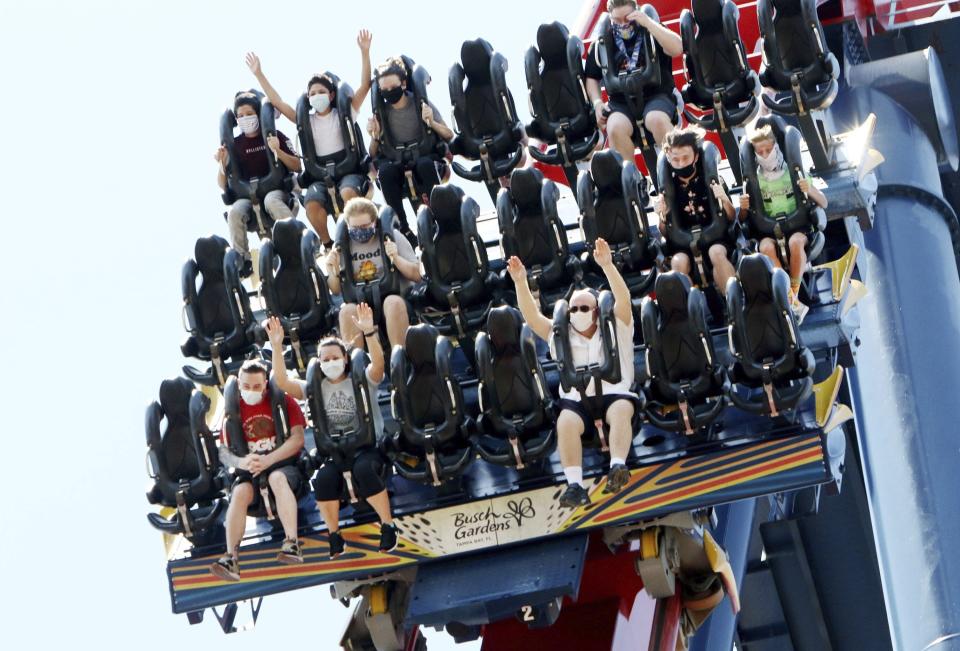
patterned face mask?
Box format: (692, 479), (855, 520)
(348, 225), (377, 243)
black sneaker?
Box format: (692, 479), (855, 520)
(276, 538), (303, 565)
(379, 523), (399, 552)
(210, 554), (240, 582)
(603, 464), (631, 494)
(558, 483), (591, 508)
(328, 531), (345, 559)
(240, 258), (253, 278)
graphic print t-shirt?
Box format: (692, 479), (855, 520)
(349, 230), (417, 291)
(231, 393), (306, 453)
(293, 366), (384, 437)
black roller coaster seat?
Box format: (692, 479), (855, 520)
(145, 378), (226, 542)
(657, 140), (737, 286)
(641, 272), (728, 435)
(415, 184), (497, 339)
(524, 21), (600, 186)
(577, 149), (661, 297)
(295, 72), (371, 210)
(726, 254), (814, 416)
(680, 0), (759, 128)
(475, 307), (556, 468)
(449, 38), (525, 199)
(387, 324), (475, 486)
(334, 204), (404, 320)
(222, 375), (312, 519)
(757, 0), (839, 115)
(370, 55), (447, 168)
(260, 219), (336, 376)
(180, 235), (258, 387)
(306, 349), (389, 504)
(219, 92), (293, 220)
(739, 115), (826, 262)
(497, 167), (581, 305)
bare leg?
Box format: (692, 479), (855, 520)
(709, 244), (736, 292)
(317, 499), (342, 533)
(605, 399), (636, 462)
(788, 232), (808, 287)
(644, 110), (673, 148)
(224, 482), (254, 556)
(383, 295), (410, 349)
(366, 489), (394, 526)
(671, 252), (692, 276)
(606, 111), (636, 165)
(556, 409), (586, 471)
(305, 200), (331, 243)
(758, 238), (782, 269)
(268, 470), (299, 542)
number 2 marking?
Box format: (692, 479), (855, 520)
(521, 605), (534, 622)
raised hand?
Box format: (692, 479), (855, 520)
(245, 52), (262, 77)
(357, 29), (373, 53)
(593, 237), (613, 268)
(265, 316), (285, 349)
(628, 9), (652, 28)
(506, 256), (527, 284)
(352, 302), (375, 333)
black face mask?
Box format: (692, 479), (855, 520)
(382, 86), (404, 104)
(673, 162), (696, 178)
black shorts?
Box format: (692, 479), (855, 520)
(558, 394), (641, 441)
(313, 448), (387, 501)
(607, 92), (678, 124)
(304, 176), (367, 214)
(232, 464), (302, 503)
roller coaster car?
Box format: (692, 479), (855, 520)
(524, 21), (600, 188)
(679, 0), (759, 183)
(641, 272), (728, 437)
(386, 324), (475, 486)
(222, 375), (312, 519)
(595, 5), (680, 186)
(726, 254), (814, 416)
(757, 0), (839, 116)
(219, 94), (294, 238)
(497, 167), (582, 307)
(449, 38), (525, 202)
(145, 378), (226, 544)
(259, 219), (336, 376)
(335, 205), (404, 324)
(370, 55), (448, 212)
(180, 235), (259, 387)
(657, 140), (740, 289)
(577, 150), (661, 297)
(295, 72), (371, 217)
(413, 184), (498, 340)
(474, 306), (556, 469)
(306, 349), (390, 504)
(739, 115), (827, 264)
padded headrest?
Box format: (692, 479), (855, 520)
(194, 235), (228, 279)
(461, 38), (494, 82)
(738, 254), (776, 301)
(272, 218), (304, 261)
(655, 271), (693, 320)
(537, 22), (570, 67)
(486, 306), (523, 354)
(692, 0), (724, 30)
(591, 150), (623, 191)
(509, 167), (544, 209)
(772, 0), (803, 16)
(405, 324), (440, 369)
(429, 184), (465, 224)
(158, 377), (194, 421)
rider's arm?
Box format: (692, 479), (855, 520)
(641, 16), (683, 57)
(255, 72), (296, 123)
(597, 246), (633, 325)
(353, 30), (373, 112)
(262, 424), (305, 466)
(365, 334), (385, 384)
(509, 259), (552, 341)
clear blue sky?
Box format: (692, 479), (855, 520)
(1, 0), (583, 647)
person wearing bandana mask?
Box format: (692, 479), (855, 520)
(366, 56), (454, 246)
(584, 0), (683, 164)
(245, 31), (374, 250)
(507, 238), (640, 508)
(740, 125), (828, 323)
(655, 126), (738, 291)
(210, 360), (306, 582)
(264, 308), (399, 557)
(325, 197), (421, 350)
(215, 91), (300, 277)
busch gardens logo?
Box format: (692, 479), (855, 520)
(451, 497), (536, 541)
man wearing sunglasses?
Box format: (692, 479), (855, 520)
(507, 238), (638, 507)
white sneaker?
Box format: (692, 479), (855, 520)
(791, 296), (809, 325)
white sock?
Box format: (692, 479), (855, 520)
(564, 466), (583, 487)
(610, 458), (625, 468)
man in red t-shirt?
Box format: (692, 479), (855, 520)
(210, 360), (306, 582)
(215, 91), (301, 276)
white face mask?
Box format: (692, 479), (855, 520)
(321, 358), (346, 380)
(569, 310), (596, 333)
(757, 144), (783, 174)
(310, 93), (331, 113)
(240, 389), (264, 405)
(237, 115), (260, 135)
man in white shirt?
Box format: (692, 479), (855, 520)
(507, 238), (639, 507)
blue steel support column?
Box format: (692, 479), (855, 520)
(832, 82), (960, 651)
(688, 500), (756, 651)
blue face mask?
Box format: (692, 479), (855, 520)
(614, 22), (636, 41)
(349, 225), (377, 243)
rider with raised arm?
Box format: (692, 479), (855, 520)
(265, 308), (399, 558)
(507, 238), (638, 508)
(210, 360), (306, 581)
(246, 30), (374, 249)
